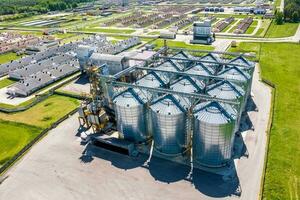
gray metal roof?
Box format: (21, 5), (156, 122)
(170, 76), (205, 93)
(194, 101), (237, 124)
(206, 80), (245, 100)
(229, 55), (254, 68)
(186, 62), (215, 76)
(113, 88), (149, 107)
(135, 72), (167, 88)
(150, 94), (187, 115)
(218, 66), (251, 82)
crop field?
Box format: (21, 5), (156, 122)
(229, 42), (300, 200)
(265, 21), (299, 38)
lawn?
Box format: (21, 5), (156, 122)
(0, 94), (80, 129)
(79, 27), (136, 34)
(0, 121), (42, 166)
(265, 21), (299, 38)
(245, 20), (258, 34)
(229, 42), (300, 200)
(0, 78), (16, 89)
(152, 39), (215, 51)
(255, 20), (272, 37)
(0, 52), (22, 64)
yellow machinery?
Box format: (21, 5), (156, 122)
(78, 65), (109, 132)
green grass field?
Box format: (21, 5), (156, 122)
(0, 94), (80, 167)
(265, 21), (299, 38)
(79, 27), (136, 34)
(0, 78), (16, 89)
(0, 121), (42, 165)
(152, 39), (214, 51)
(0, 52), (22, 64)
(229, 42), (300, 200)
(0, 94), (80, 129)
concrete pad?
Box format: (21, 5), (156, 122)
(0, 66), (272, 200)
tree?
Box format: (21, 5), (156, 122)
(275, 11), (284, 25)
(292, 11), (299, 22)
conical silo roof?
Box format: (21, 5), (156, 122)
(206, 80), (245, 100)
(194, 101), (237, 124)
(135, 71), (167, 88)
(150, 94), (187, 115)
(218, 66), (251, 82)
(113, 88), (149, 107)
(186, 62), (216, 76)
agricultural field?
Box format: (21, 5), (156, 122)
(265, 21), (299, 38)
(229, 42), (300, 200)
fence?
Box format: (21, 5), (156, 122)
(259, 78), (276, 200)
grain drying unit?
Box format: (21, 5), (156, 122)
(78, 47), (255, 170)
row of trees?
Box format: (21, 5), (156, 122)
(0, 0), (92, 15)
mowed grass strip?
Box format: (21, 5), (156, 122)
(153, 39), (215, 51)
(0, 94), (80, 129)
(0, 120), (42, 166)
(0, 78), (16, 89)
(79, 27), (136, 34)
(0, 52), (22, 64)
(229, 42), (300, 200)
(265, 21), (299, 38)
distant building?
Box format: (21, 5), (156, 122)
(122, 0), (129, 7)
(191, 20), (214, 45)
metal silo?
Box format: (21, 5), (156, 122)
(193, 101), (237, 167)
(155, 60), (182, 84)
(113, 88), (150, 143)
(228, 55), (255, 75)
(200, 53), (222, 73)
(218, 66), (251, 105)
(170, 76), (205, 150)
(150, 94), (189, 155)
(206, 80), (245, 132)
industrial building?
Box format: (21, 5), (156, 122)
(78, 47), (255, 170)
(191, 20), (215, 44)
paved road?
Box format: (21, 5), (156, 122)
(0, 66), (272, 200)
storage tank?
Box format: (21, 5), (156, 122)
(113, 88), (150, 143)
(150, 94), (189, 155)
(170, 77), (205, 150)
(228, 55), (255, 75)
(193, 101), (237, 167)
(206, 80), (245, 131)
(218, 66), (251, 101)
(200, 53), (222, 73)
(155, 60), (182, 84)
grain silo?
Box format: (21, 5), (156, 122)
(218, 66), (251, 100)
(193, 101), (237, 167)
(206, 80), (245, 131)
(150, 94), (189, 155)
(113, 88), (150, 143)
